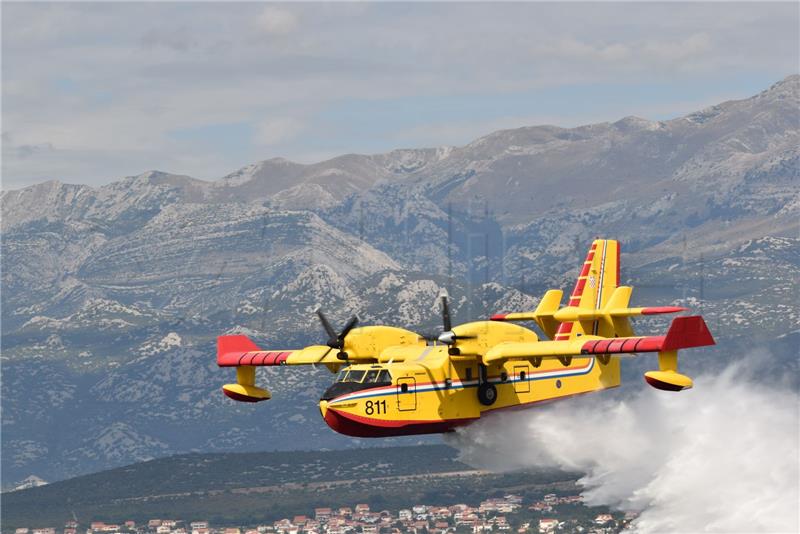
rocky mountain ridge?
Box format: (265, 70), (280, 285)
(1, 75), (798, 485)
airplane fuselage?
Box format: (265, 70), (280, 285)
(218, 239), (713, 436)
(318, 343), (621, 437)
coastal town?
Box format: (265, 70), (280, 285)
(12, 494), (636, 534)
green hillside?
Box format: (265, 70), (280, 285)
(1, 445), (576, 529)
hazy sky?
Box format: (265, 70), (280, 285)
(2, 2), (798, 189)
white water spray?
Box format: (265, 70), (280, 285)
(447, 356), (799, 533)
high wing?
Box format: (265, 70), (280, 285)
(491, 286), (687, 340)
(216, 334), (376, 403)
(217, 335), (356, 367)
(484, 315), (715, 367)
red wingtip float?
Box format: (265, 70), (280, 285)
(217, 239), (715, 436)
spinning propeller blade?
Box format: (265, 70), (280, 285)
(339, 315), (359, 343)
(421, 289), (474, 353)
(316, 308), (338, 345)
(315, 308), (359, 360)
(439, 289), (452, 332)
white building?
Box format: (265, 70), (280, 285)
(538, 519), (557, 533)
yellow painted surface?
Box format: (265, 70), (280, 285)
(323, 340), (620, 426)
(219, 239), (709, 433)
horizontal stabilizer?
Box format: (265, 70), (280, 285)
(489, 290), (563, 339)
(490, 285), (685, 342)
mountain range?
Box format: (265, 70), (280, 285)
(1, 75), (798, 486)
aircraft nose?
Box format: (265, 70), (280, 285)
(319, 400), (329, 418)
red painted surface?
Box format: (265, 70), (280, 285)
(574, 278), (587, 293)
(323, 408), (474, 437)
(490, 313), (508, 321)
(579, 316), (714, 355)
(641, 306), (688, 315)
(554, 322), (573, 340)
(217, 334), (293, 367)
(607, 339), (626, 352)
(662, 315), (716, 351)
(222, 387), (267, 402)
(218, 350), (291, 367)
(218, 334), (259, 355)
(644, 375), (686, 392)
(323, 387), (615, 437)
(556, 243), (598, 339)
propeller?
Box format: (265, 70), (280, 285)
(420, 289), (474, 355)
(440, 288), (452, 331)
(315, 308), (359, 360)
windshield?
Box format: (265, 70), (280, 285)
(364, 370), (380, 382)
(333, 368), (391, 385)
(345, 370), (366, 383)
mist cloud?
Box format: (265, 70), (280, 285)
(447, 356), (799, 533)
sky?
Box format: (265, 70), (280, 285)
(2, 2), (798, 190)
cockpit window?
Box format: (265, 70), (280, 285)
(364, 370), (380, 383)
(346, 370), (365, 383)
(333, 369), (390, 385)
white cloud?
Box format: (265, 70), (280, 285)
(1, 3), (797, 188)
(254, 117), (304, 146)
(255, 6), (298, 35)
(644, 32), (713, 63)
(542, 38), (633, 62)
(447, 355), (799, 533)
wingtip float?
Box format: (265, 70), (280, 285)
(217, 239), (716, 436)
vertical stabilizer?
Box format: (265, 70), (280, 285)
(554, 239), (620, 340)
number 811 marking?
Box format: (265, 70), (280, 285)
(365, 400), (387, 415)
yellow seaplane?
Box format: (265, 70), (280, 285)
(217, 239), (714, 437)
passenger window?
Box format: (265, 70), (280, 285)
(364, 370), (380, 383)
(377, 370), (391, 383)
(400, 383), (409, 393)
(347, 370), (365, 383)
(336, 369), (349, 382)
(466, 368), (473, 381)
